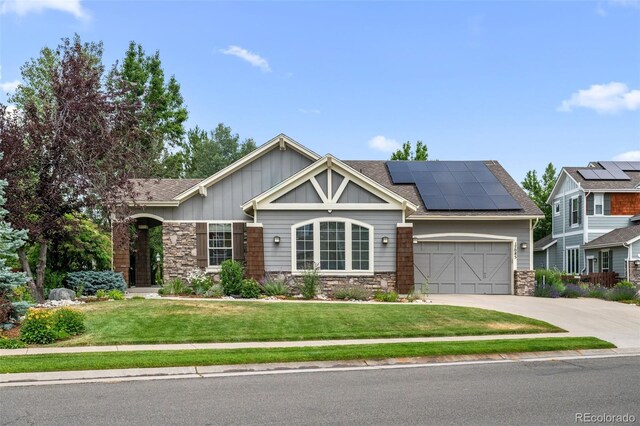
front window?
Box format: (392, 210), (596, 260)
(293, 219), (373, 273)
(601, 250), (610, 272)
(571, 197), (579, 226)
(594, 194), (603, 215)
(554, 201), (560, 216)
(566, 248), (579, 274)
(208, 223), (232, 266)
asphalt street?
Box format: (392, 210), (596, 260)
(1, 356), (638, 425)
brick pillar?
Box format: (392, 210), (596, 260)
(396, 225), (414, 294)
(135, 226), (151, 287)
(112, 222), (130, 285)
(246, 224), (265, 281)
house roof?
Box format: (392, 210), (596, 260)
(344, 160), (543, 217)
(583, 224), (640, 249)
(563, 165), (640, 191)
(131, 179), (202, 202)
(533, 234), (557, 251)
(631, 214), (640, 222)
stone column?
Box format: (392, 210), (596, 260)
(629, 261), (640, 290)
(112, 221), (130, 285)
(162, 222), (198, 283)
(245, 224), (265, 282)
(135, 226), (151, 287)
(514, 270), (535, 296)
(396, 224), (414, 294)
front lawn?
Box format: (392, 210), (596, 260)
(54, 299), (563, 346)
(0, 337), (613, 374)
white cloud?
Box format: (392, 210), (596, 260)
(613, 150), (640, 161)
(1, 0), (89, 20)
(558, 82), (640, 113)
(0, 80), (20, 93)
(368, 135), (400, 153)
(219, 45), (271, 72)
(298, 108), (320, 115)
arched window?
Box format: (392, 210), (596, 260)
(292, 218), (373, 273)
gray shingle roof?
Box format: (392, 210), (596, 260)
(344, 160), (543, 217)
(534, 234), (556, 251)
(564, 166), (640, 191)
(131, 179), (202, 202)
(583, 224), (640, 248)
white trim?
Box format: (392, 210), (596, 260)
(592, 193), (604, 216)
(246, 223), (263, 228)
(163, 220), (250, 224)
(529, 219), (534, 270)
(129, 201), (180, 207)
(554, 200), (560, 216)
(570, 195), (580, 228)
(243, 155), (417, 214)
(408, 215), (543, 221)
(207, 222), (234, 268)
(565, 245), (580, 274)
(413, 233), (517, 243)
(586, 255), (595, 274)
(600, 249), (611, 272)
(547, 169), (581, 203)
(309, 176), (329, 203)
(290, 217), (375, 274)
(396, 223), (413, 228)
(128, 213), (165, 222)
(535, 239), (557, 252)
(553, 229), (584, 238)
(332, 177), (350, 203)
(174, 134), (320, 202)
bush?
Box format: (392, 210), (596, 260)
(534, 281), (565, 298)
(562, 283), (587, 298)
(586, 285), (608, 299)
(535, 269), (563, 286)
(334, 286), (370, 301)
(240, 279), (262, 299)
(374, 291), (399, 302)
(0, 336), (26, 349)
(65, 271), (126, 296)
(20, 308), (57, 344)
(608, 281), (639, 301)
(43, 270), (67, 298)
(186, 269), (213, 295)
(159, 278), (191, 296)
(95, 289), (108, 298)
(11, 285), (34, 303)
(107, 289), (125, 300)
(10, 301), (31, 319)
(205, 284), (224, 298)
(52, 307), (86, 336)
(220, 260), (244, 296)
(300, 267), (320, 299)
(262, 274), (291, 297)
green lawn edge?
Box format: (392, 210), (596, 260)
(1, 337), (613, 374)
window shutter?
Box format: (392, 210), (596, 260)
(604, 194), (611, 215)
(586, 194), (594, 216)
(233, 222), (246, 261)
(578, 196), (582, 225)
(196, 223), (208, 268)
(568, 199), (572, 227)
(609, 250), (613, 273)
(598, 251), (602, 273)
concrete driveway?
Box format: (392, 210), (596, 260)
(429, 295), (640, 349)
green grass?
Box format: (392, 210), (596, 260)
(54, 299), (563, 346)
(0, 337), (613, 374)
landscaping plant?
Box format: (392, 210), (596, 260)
(607, 281), (639, 302)
(107, 290), (125, 300)
(334, 286), (370, 301)
(0, 336), (25, 349)
(240, 279), (262, 299)
(220, 259), (243, 296)
(187, 269), (213, 295)
(562, 283), (587, 298)
(20, 308), (57, 344)
(261, 273), (291, 297)
(159, 278), (191, 296)
(52, 307), (86, 336)
(534, 281), (565, 298)
(205, 284), (224, 298)
(300, 267), (320, 299)
(65, 271), (126, 296)
(95, 289), (108, 299)
(586, 285), (608, 299)
(374, 291), (399, 302)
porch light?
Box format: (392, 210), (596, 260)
(520, 242), (528, 250)
(413, 237), (418, 244)
(273, 236), (281, 244)
(381, 236), (389, 245)
(634, 260), (640, 267)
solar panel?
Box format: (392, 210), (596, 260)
(577, 161), (637, 181)
(578, 169), (599, 180)
(386, 160), (521, 211)
(594, 169), (615, 179)
(628, 162), (640, 171)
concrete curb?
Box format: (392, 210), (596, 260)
(2, 348), (639, 387)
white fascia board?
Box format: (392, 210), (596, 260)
(408, 215), (543, 221)
(128, 201), (180, 207)
(547, 169), (581, 204)
(174, 134), (320, 202)
(534, 240), (557, 252)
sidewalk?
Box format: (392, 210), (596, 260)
(0, 332), (615, 357)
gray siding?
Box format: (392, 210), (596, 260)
(585, 246), (629, 278)
(533, 251), (547, 269)
(552, 233), (585, 273)
(260, 210), (402, 272)
(337, 182), (386, 204)
(410, 220), (531, 270)
(552, 173), (584, 237)
(274, 180), (322, 203)
(332, 171), (345, 196)
(139, 147), (313, 221)
(587, 216), (632, 242)
(633, 240), (640, 261)
(315, 171), (328, 197)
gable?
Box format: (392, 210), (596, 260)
(274, 180), (323, 204)
(548, 169), (581, 203)
(338, 181), (386, 204)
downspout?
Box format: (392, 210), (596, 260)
(531, 218), (538, 270)
(581, 190), (590, 274)
(623, 242), (631, 280)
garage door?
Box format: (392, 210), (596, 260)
(414, 241), (512, 294)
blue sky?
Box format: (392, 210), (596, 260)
(1, 0), (639, 183)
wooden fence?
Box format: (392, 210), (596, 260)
(561, 272), (620, 288)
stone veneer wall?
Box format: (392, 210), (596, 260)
(514, 270), (535, 296)
(162, 222), (198, 282)
(289, 273), (396, 296)
(630, 262), (640, 291)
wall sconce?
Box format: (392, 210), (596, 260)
(381, 236), (389, 245)
(273, 236), (281, 244)
(634, 260), (640, 267)
(413, 237), (418, 244)
(520, 242), (528, 250)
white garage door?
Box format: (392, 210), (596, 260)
(414, 241), (512, 294)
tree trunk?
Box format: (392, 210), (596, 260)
(33, 242), (48, 304)
(17, 247), (41, 302)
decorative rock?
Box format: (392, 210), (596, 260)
(48, 288), (76, 301)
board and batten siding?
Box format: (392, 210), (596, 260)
(410, 220), (531, 270)
(140, 147), (313, 221)
(259, 210), (402, 272)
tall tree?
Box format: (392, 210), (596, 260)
(0, 154), (28, 326)
(182, 124), (257, 178)
(522, 163), (557, 241)
(0, 37), (146, 302)
(390, 141), (428, 161)
(114, 41), (188, 178)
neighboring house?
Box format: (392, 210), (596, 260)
(534, 161), (640, 285)
(115, 134), (543, 295)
